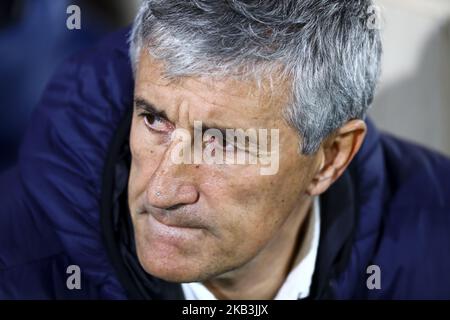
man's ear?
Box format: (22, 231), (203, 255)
(306, 119), (367, 196)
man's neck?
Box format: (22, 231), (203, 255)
(203, 196), (314, 300)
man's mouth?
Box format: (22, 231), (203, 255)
(141, 206), (205, 230)
(139, 208), (207, 245)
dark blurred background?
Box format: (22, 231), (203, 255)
(0, 0), (140, 171)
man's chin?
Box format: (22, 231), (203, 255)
(140, 261), (206, 283)
(135, 249), (207, 283)
(134, 234), (234, 283)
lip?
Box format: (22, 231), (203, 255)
(146, 208), (205, 229)
(143, 210), (205, 244)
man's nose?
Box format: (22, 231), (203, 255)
(145, 143), (199, 210)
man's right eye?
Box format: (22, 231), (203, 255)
(140, 112), (173, 133)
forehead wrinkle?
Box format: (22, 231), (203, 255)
(138, 52), (259, 104)
(137, 53), (285, 115)
(138, 74), (256, 114)
(178, 79), (262, 114)
(186, 77), (260, 101)
(179, 75), (290, 117)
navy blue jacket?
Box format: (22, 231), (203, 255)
(1, 29), (450, 299)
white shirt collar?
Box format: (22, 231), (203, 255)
(182, 196), (321, 300)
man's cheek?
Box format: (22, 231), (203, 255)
(227, 178), (274, 210)
(130, 140), (161, 179)
(129, 133), (148, 166)
(220, 222), (273, 265)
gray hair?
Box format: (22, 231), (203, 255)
(129, 0), (382, 154)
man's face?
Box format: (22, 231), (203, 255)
(128, 51), (321, 283)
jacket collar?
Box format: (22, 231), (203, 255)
(308, 170), (357, 299)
